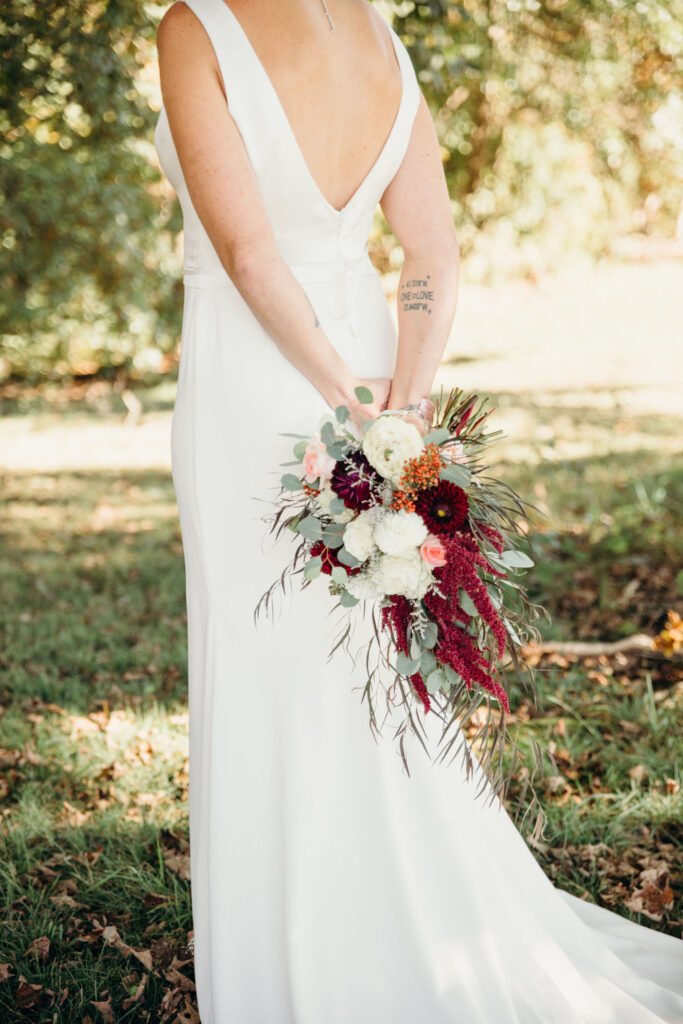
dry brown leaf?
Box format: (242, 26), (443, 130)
(16, 976), (46, 1008)
(90, 996), (115, 1023)
(625, 881), (674, 922)
(628, 764), (648, 784)
(25, 935), (50, 961)
(121, 971), (148, 1009)
(163, 852), (191, 881)
(101, 925), (153, 972)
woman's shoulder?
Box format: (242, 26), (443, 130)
(156, 1), (218, 79)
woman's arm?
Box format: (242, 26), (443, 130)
(380, 92), (461, 413)
(157, 3), (387, 422)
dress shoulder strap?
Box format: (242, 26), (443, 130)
(375, 23), (422, 195)
(177, 0), (272, 167)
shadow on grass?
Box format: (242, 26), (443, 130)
(1, 416), (682, 1019)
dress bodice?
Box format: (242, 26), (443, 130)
(153, 0), (421, 277)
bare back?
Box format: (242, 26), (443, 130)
(220, 0), (404, 213)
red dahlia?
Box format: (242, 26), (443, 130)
(414, 480), (469, 536)
(330, 450), (381, 511)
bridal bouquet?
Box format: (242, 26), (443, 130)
(255, 386), (542, 793)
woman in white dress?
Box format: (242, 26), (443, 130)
(154, 1), (683, 1020)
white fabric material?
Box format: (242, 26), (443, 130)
(154, 2), (683, 1020)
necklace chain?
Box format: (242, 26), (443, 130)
(320, 0), (335, 31)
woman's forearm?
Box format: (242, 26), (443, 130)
(224, 241), (357, 410)
(387, 245), (460, 409)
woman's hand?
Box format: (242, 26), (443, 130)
(345, 376), (392, 429)
(384, 393), (435, 437)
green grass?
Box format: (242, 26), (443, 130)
(0, 384), (681, 1021)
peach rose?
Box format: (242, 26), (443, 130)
(419, 533), (447, 567)
(302, 437), (336, 486)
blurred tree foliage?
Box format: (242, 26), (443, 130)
(0, 1), (180, 384)
(1, 0), (681, 381)
(385, 0), (683, 279)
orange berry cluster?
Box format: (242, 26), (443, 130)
(302, 482), (318, 497)
(397, 443), (442, 496)
(390, 490), (416, 512)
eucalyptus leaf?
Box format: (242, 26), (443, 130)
(459, 590), (478, 617)
(337, 546), (360, 567)
(444, 664), (462, 687)
(335, 404), (350, 423)
(295, 515), (323, 541)
(486, 583), (503, 609)
(330, 566), (348, 585)
(419, 649), (437, 676)
(440, 463), (471, 487)
(354, 384), (374, 404)
(322, 524), (345, 548)
(281, 473), (303, 491)
(396, 651), (422, 676)
(425, 667), (446, 695)
(329, 497), (347, 515)
(339, 590), (359, 607)
(409, 634), (422, 660)
(500, 549), (534, 569)
(421, 621), (438, 649)
(320, 419), (336, 443)
(422, 427), (451, 445)
(293, 440), (308, 461)
(325, 442), (347, 460)
(303, 557), (322, 581)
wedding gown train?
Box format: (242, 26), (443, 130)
(154, 1), (683, 1019)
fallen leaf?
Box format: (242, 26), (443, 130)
(25, 935), (50, 961)
(91, 996), (114, 1023)
(101, 925), (153, 972)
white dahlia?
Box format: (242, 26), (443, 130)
(361, 416), (424, 486)
(373, 509), (428, 557)
(373, 551), (433, 600)
(345, 571), (384, 601)
(341, 509), (378, 562)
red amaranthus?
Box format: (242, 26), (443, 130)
(422, 531), (511, 711)
(380, 595), (431, 713)
(425, 532), (508, 657)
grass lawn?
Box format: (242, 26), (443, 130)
(1, 258), (681, 1022)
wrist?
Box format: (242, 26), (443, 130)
(320, 367), (359, 412)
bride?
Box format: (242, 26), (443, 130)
(154, 1), (683, 1020)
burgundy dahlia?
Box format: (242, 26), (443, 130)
(330, 449), (381, 511)
(414, 480), (469, 536)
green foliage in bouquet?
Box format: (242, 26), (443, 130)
(255, 386), (549, 839)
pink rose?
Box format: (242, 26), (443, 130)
(419, 533), (447, 567)
(302, 437), (336, 485)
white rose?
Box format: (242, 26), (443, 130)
(374, 509), (428, 557)
(373, 551), (433, 600)
(342, 509), (378, 562)
(361, 416), (424, 486)
(314, 483), (354, 523)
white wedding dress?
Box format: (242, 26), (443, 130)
(154, 2), (683, 1020)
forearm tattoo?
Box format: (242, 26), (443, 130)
(400, 275), (434, 315)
